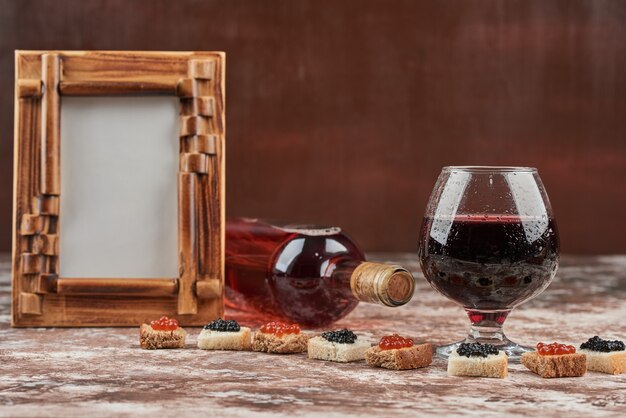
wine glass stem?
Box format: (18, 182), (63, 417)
(434, 309), (533, 360)
(465, 309), (510, 345)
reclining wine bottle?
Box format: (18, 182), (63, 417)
(225, 218), (416, 327)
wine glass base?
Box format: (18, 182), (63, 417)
(436, 339), (534, 362)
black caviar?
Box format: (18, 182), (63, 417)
(321, 329), (358, 344)
(580, 336), (625, 352)
(204, 318), (240, 332)
(456, 342), (500, 358)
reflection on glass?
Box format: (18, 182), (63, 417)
(419, 166), (560, 359)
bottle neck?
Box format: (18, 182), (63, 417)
(332, 260), (416, 307)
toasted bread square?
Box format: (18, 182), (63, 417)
(447, 351), (508, 378)
(139, 324), (186, 349)
(365, 343), (433, 370)
(307, 336), (371, 362)
(252, 331), (309, 354)
(521, 352), (586, 378)
(197, 327), (251, 351)
(579, 349), (626, 375)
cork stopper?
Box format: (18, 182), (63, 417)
(350, 262), (415, 307)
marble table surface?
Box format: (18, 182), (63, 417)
(0, 254), (624, 417)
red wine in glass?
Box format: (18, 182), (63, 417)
(418, 167), (560, 359)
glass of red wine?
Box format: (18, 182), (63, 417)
(418, 166), (559, 359)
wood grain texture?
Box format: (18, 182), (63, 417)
(3, 0), (622, 254)
(40, 53), (60, 196)
(178, 173), (199, 315)
(175, 54), (225, 314)
(16, 79), (42, 98)
(12, 61), (45, 318)
(195, 279), (222, 299)
(0, 254), (625, 417)
(12, 51), (225, 326)
(56, 278), (179, 297)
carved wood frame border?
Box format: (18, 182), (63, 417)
(12, 51), (225, 326)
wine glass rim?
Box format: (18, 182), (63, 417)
(443, 166), (537, 173)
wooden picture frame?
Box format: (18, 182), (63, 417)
(12, 51), (225, 326)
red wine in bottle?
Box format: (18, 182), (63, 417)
(225, 218), (415, 327)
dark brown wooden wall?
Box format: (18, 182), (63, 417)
(1, 0), (625, 254)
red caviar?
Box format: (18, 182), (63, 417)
(379, 334), (414, 350)
(150, 316), (179, 331)
(537, 342), (576, 356)
(260, 322), (301, 336)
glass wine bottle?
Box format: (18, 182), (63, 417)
(225, 218), (416, 327)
